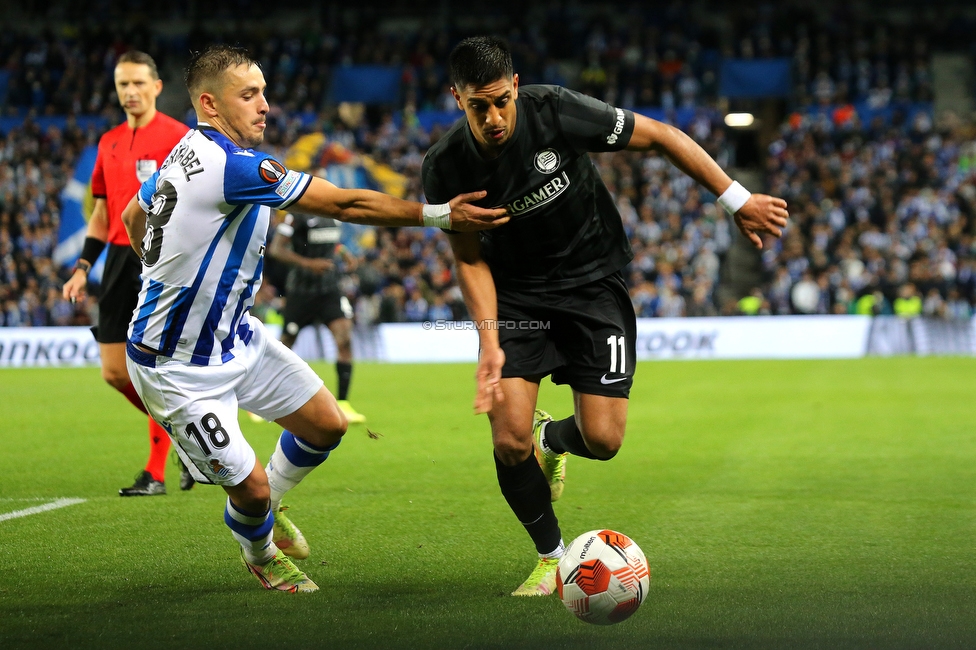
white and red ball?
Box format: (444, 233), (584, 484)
(556, 529), (650, 625)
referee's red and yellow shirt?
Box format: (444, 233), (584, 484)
(91, 112), (188, 246)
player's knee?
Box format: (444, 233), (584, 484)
(588, 439), (620, 461)
(333, 331), (351, 349)
(330, 408), (349, 438)
(249, 483), (271, 507)
(580, 427), (624, 460)
(493, 435), (533, 466)
(309, 401), (347, 446)
(231, 484), (271, 514)
(101, 366), (130, 391)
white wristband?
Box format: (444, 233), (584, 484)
(422, 203), (451, 228)
(716, 181), (752, 216)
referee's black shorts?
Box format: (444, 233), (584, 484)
(496, 271), (637, 399)
(93, 244), (142, 344)
(282, 291), (353, 337)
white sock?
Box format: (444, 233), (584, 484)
(266, 430), (337, 512)
(224, 498), (276, 565)
(538, 421), (554, 455)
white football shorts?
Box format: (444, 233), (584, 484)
(127, 315), (324, 486)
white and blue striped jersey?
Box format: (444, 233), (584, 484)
(127, 123), (311, 366)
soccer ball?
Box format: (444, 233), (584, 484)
(556, 529), (650, 625)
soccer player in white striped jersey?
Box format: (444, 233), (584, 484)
(120, 45), (508, 593)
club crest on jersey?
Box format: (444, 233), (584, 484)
(135, 159), (158, 182)
(209, 459), (230, 479)
(534, 148), (560, 174)
(259, 159), (287, 184)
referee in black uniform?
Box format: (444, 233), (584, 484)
(422, 36), (789, 596)
(270, 212), (366, 423)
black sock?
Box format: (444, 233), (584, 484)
(336, 362), (352, 401)
(495, 452), (561, 554)
(543, 416), (600, 460)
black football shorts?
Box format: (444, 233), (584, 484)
(94, 244), (143, 344)
(282, 291), (353, 337)
(496, 271), (637, 398)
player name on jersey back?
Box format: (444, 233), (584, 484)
(163, 140), (205, 181)
(128, 125), (311, 366)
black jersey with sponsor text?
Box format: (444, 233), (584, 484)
(422, 84), (636, 292)
(276, 212), (342, 294)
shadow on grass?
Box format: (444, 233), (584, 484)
(5, 577), (975, 650)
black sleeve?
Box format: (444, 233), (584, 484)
(420, 151), (461, 234)
(421, 151), (451, 205)
(553, 86), (636, 154)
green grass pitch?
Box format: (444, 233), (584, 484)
(1, 357), (975, 649)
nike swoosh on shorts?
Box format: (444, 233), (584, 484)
(600, 374), (628, 385)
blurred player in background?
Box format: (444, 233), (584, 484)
(422, 36), (789, 596)
(270, 212), (366, 423)
(121, 45), (507, 592)
(62, 51), (193, 496)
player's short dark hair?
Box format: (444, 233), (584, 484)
(449, 36), (513, 90)
(117, 51), (159, 80)
(184, 45), (258, 98)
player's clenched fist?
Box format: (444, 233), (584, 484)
(733, 194), (789, 249)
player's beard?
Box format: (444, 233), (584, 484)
(234, 124), (265, 149)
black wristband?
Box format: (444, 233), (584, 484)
(79, 237), (107, 267)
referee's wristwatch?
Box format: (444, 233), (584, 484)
(72, 259), (92, 276)
(73, 236), (107, 276)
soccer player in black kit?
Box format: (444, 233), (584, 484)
(422, 36), (789, 596)
(270, 212), (366, 423)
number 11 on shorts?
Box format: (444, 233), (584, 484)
(607, 334), (626, 374)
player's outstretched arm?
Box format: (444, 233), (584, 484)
(121, 195), (148, 259)
(626, 114), (789, 249)
(293, 177), (509, 231)
(448, 232), (505, 414)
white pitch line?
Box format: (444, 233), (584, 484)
(0, 497), (54, 502)
(0, 498), (86, 523)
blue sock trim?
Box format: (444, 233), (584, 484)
(279, 430), (339, 468)
(224, 503), (273, 541)
(284, 430), (340, 454)
(226, 498), (269, 521)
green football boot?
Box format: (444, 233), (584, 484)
(512, 556), (559, 597)
(533, 409), (567, 502)
(273, 505), (310, 560)
(337, 400), (366, 424)
(240, 548), (318, 593)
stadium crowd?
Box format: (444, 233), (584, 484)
(3, 2), (961, 116)
(759, 111), (976, 319)
(0, 117), (97, 327)
(2, 1), (976, 326)
(254, 102), (976, 324)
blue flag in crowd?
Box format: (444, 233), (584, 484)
(53, 145), (105, 281)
